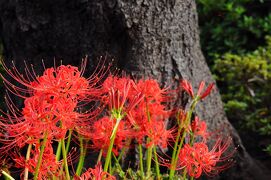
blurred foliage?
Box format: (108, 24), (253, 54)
(197, 0), (271, 60)
(197, 0), (271, 155)
(213, 36), (271, 135)
(265, 144), (271, 155)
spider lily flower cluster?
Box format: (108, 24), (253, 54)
(0, 60), (235, 180)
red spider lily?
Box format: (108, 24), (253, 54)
(124, 79), (171, 147)
(177, 138), (234, 178)
(0, 62), (102, 156)
(0, 94), (97, 158)
(31, 66), (89, 98)
(180, 80), (214, 100)
(13, 142), (62, 179)
(0, 59), (233, 180)
(180, 80), (194, 98)
(145, 120), (175, 149)
(130, 116), (174, 153)
(197, 81), (215, 100)
(135, 79), (168, 103)
(177, 109), (186, 125)
(0, 59), (103, 99)
(75, 163), (116, 180)
(1, 95), (79, 150)
(0, 96), (50, 154)
(102, 75), (132, 94)
(127, 103), (170, 146)
(176, 110), (193, 136)
(190, 116), (209, 141)
(89, 116), (132, 156)
(130, 79), (170, 123)
(102, 75), (144, 121)
(136, 79), (170, 119)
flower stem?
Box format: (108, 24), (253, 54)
(23, 143), (32, 180)
(57, 129), (73, 177)
(138, 144), (144, 178)
(34, 131), (48, 180)
(76, 136), (86, 176)
(170, 118), (182, 166)
(145, 102), (153, 178)
(97, 149), (103, 163)
(109, 157), (112, 174)
(56, 140), (62, 161)
(153, 146), (161, 179)
(146, 143), (153, 178)
(169, 98), (198, 179)
(52, 140), (62, 180)
(183, 169), (187, 179)
(112, 154), (125, 175)
(65, 129), (72, 152)
(104, 117), (121, 173)
(1, 170), (15, 180)
(117, 147), (126, 162)
(61, 138), (70, 180)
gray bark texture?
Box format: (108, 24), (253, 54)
(0, 0), (270, 179)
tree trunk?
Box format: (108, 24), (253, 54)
(0, 0), (270, 179)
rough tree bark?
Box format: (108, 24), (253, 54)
(0, 0), (270, 179)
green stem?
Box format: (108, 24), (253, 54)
(112, 154), (125, 176)
(138, 144), (144, 178)
(117, 147), (126, 162)
(65, 129), (72, 152)
(23, 143), (32, 180)
(61, 138), (70, 180)
(109, 157), (112, 175)
(1, 170), (15, 180)
(56, 140), (62, 161)
(170, 120), (182, 168)
(76, 136), (86, 176)
(104, 118), (121, 173)
(190, 133), (195, 145)
(97, 149), (103, 164)
(58, 130), (73, 176)
(153, 147), (161, 179)
(110, 117), (121, 139)
(34, 131), (49, 180)
(169, 98), (198, 179)
(183, 169), (187, 180)
(55, 131), (71, 180)
(145, 101), (153, 178)
(169, 130), (187, 178)
(53, 141), (61, 180)
(111, 146), (127, 175)
(146, 143), (153, 178)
